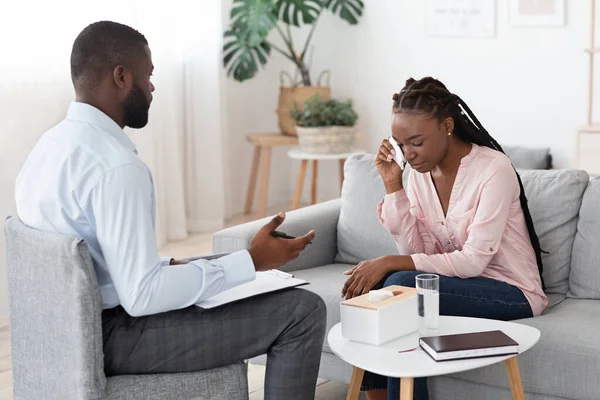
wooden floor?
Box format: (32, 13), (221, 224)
(0, 203), (360, 399)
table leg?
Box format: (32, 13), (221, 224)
(346, 366), (365, 400)
(339, 158), (345, 190)
(292, 160), (308, 210)
(400, 377), (414, 400)
(505, 356), (525, 400)
(257, 147), (271, 219)
(244, 145), (261, 214)
(311, 160), (318, 205)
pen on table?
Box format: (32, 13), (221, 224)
(398, 347), (418, 353)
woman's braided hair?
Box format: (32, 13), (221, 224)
(393, 77), (545, 290)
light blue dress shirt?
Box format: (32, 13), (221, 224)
(15, 102), (256, 316)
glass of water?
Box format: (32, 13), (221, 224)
(416, 274), (440, 336)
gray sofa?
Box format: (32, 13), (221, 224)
(213, 153), (600, 400)
(4, 217), (248, 400)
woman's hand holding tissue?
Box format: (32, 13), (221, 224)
(341, 255), (416, 300)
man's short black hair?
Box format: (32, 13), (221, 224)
(70, 21), (148, 90)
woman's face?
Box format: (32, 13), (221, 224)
(391, 112), (454, 173)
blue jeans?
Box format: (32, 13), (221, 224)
(360, 271), (534, 400)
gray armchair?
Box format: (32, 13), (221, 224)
(4, 217), (248, 400)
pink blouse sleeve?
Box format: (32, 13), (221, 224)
(377, 189), (436, 255)
(411, 160), (518, 278)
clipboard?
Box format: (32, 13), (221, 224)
(195, 270), (309, 309)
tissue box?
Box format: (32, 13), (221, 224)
(340, 285), (418, 345)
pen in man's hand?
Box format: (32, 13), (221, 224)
(271, 230), (312, 244)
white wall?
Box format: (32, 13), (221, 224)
(223, 0), (590, 220)
(328, 0), (588, 169)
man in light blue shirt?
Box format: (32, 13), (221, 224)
(16, 21), (326, 400)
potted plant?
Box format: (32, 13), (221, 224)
(290, 94), (358, 153)
(222, 0), (364, 135)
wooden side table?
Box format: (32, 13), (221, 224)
(244, 132), (298, 218)
(287, 148), (366, 210)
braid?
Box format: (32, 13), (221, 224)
(392, 77), (546, 290)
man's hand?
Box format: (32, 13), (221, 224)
(342, 257), (392, 300)
(248, 212), (315, 272)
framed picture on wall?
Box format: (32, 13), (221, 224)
(508, 0), (565, 26)
(426, 0), (496, 38)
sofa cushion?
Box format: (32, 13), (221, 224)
(569, 177), (600, 299)
(448, 299), (600, 400)
(518, 169), (589, 296)
(293, 263), (354, 354)
(335, 154), (399, 264)
(504, 145), (552, 169)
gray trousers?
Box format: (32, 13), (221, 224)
(102, 288), (327, 400)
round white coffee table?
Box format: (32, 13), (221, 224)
(328, 316), (540, 400)
(287, 148), (366, 209)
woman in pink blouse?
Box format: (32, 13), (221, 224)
(341, 77), (547, 400)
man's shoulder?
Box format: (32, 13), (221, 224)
(45, 118), (143, 171)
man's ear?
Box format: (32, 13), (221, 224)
(112, 65), (132, 92)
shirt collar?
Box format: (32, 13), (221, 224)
(459, 142), (478, 166)
(66, 101), (138, 154)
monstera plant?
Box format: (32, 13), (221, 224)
(223, 0), (364, 86)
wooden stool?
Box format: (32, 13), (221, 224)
(287, 148), (366, 210)
(244, 133), (298, 218)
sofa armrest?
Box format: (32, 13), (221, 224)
(212, 199), (341, 272)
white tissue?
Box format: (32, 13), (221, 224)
(368, 289), (394, 302)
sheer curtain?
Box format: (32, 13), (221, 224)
(0, 1), (226, 317)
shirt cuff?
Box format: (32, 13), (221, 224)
(410, 253), (435, 273)
(389, 189), (410, 204)
(214, 250), (257, 288)
(160, 256), (173, 266)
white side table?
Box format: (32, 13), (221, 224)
(287, 148), (366, 209)
(328, 316), (540, 400)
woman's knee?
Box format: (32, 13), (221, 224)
(383, 271), (421, 288)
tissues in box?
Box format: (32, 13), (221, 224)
(340, 285), (418, 345)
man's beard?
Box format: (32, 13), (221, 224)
(123, 83), (150, 129)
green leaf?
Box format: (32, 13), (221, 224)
(223, 30), (271, 82)
(322, 0), (363, 24)
(290, 93), (358, 127)
(275, 0), (323, 27)
(230, 0), (278, 47)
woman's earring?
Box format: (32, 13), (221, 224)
(448, 131), (452, 136)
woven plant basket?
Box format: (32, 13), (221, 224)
(296, 126), (357, 154)
(277, 70), (331, 136)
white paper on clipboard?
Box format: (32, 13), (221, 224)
(195, 270), (309, 309)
